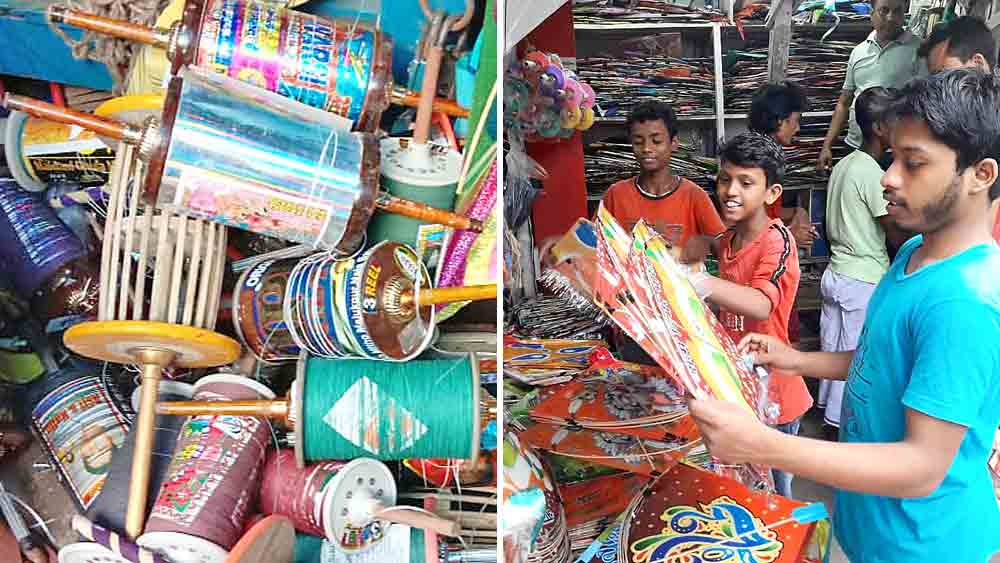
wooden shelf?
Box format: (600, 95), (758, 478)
(593, 110), (833, 126)
(574, 21), (872, 35)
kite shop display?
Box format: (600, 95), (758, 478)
(0, 0), (499, 561)
(502, 208), (832, 563)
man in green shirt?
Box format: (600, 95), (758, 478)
(817, 87), (909, 431)
(816, 0), (923, 170)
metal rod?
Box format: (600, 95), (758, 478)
(2, 94), (140, 144)
(125, 349), (175, 539)
(402, 284), (496, 308)
(156, 399), (290, 420)
(48, 6), (170, 48)
(375, 193), (482, 232)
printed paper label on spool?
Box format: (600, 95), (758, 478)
(322, 523), (409, 562)
(150, 414), (265, 527)
(416, 224), (447, 269)
(31, 377), (130, 509)
(235, 258), (301, 360)
(173, 167), (333, 244)
(21, 118), (114, 186)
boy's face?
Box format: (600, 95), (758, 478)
(773, 112), (801, 146)
(882, 117), (997, 232)
(716, 161), (781, 223)
(630, 119), (678, 172)
(926, 40), (991, 74)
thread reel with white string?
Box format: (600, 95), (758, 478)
(3, 68), (481, 257)
(234, 241), (495, 363)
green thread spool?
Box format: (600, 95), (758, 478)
(295, 354), (480, 464)
(369, 138), (461, 252)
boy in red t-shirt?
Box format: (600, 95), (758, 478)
(600, 101), (726, 248)
(691, 132), (813, 498)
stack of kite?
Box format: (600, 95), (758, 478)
(590, 204), (774, 489)
(573, 0), (724, 26)
(576, 54), (715, 120)
(584, 142), (718, 200)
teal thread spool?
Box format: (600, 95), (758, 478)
(292, 353), (480, 465)
(369, 138), (462, 254)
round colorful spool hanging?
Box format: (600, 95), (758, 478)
(3, 111), (115, 193)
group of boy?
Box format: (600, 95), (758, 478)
(541, 13), (1000, 563)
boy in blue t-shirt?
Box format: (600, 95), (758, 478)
(688, 69), (1000, 562)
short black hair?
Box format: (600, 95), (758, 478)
(918, 16), (997, 70)
(718, 132), (786, 186)
(884, 69), (1000, 199)
(626, 101), (678, 140)
(748, 81), (810, 136)
(855, 86), (893, 142)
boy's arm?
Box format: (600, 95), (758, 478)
(701, 277), (773, 320)
(739, 332), (854, 380)
(691, 399), (967, 498)
(702, 227), (793, 321)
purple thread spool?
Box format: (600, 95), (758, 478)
(0, 179), (85, 298)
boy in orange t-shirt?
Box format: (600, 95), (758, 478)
(691, 132), (812, 498)
(600, 101), (725, 247)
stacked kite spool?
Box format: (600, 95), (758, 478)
(0, 0), (498, 561)
(504, 49), (597, 142)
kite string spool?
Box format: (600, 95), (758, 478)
(143, 376), (273, 551)
(300, 356), (478, 462)
(259, 449), (333, 537)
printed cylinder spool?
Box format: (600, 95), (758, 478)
(149, 66), (379, 254)
(140, 374), (275, 561)
(86, 381), (194, 533)
(291, 354), (480, 465)
(4, 110), (115, 193)
(368, 138), (461, 251)
(189, 0), (394, 130)
(29, 371), (132, 511)
(233, 258), (301, 361)
(259, 448), (397, 552)
(342, 241), (435, 361)
(0, 179), (86, 298)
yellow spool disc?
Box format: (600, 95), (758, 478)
(64, 321), (241, 368)
(577, 106), (595, 130)
(560, 105), (582, 129)
(94, 95), (165, 118)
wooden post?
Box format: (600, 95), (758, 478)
(712, 23), (726, 144)
(767, 0), (795, 82)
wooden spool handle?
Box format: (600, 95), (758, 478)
(403, 284), (496, 308)
(373, 505), (460, 538)
(391, 88), (469, 118)
(376, 194), (482, 232)
(2, 94), (136, 143)
(156, 399), (290, 420)
(48, 5), (169, 48)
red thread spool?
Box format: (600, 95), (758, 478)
(139, 374), (275, 562)
(258, 448), (398, 553)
